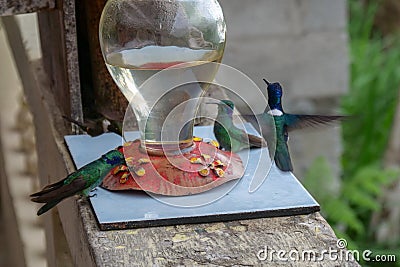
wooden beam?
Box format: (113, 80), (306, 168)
(25, 59), (96, 266)
(37, 0), (83, 122)
(0, 0), (55, 16)
(76, 0), (128, 122)
(1, 16), (76, 266)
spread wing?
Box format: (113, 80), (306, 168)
(241, 114), (275, 142)
(285, 114), (346, 132)
(240, 114), (275, 157)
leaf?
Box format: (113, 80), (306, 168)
(324, 199), (364, 235)
(303, 157), (339, 203)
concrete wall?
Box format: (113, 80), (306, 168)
(219, 0), (349, 177)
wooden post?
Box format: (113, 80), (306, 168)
(0, 0), (54, 16)
(37, 0), (82, 123)
(1, 16), (75, 266)
(76, 0), (128, 122)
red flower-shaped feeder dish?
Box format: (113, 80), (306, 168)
(101, 139), (245, 196)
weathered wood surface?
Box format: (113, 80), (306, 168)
(2, 15), (77, 266)
(19, 58), (90, 267)
(78, 203), (360, 266)
(0, 0), (54, 16)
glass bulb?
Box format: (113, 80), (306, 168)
(99, 0), (226, 155)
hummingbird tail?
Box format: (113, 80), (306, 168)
(274, 146), (293, 172)
(62, 115), (86, 130)
(37, 200), (62, 216)
(247, 134), (267, 148)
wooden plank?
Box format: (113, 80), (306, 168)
(76, 0), (128, 122)
(78, 203), (361, 266)
(37, 10), (70, 117)
(0, 0), (54, 16)
(37, 0), (83, 122)
(1, 16), (75, 266)
(27, 60), (96, 267)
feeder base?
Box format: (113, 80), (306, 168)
(101, 139), (245, 196)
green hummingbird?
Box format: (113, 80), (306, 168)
(210, 100), (267, 152)
(245, 79), (345, 172)
(30, 148), (125, 215)
(63, 115), (122, 137)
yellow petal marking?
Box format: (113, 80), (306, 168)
(199, 168), (210, 177)
(134, 167), (146, 177)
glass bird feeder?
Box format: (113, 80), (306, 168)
(99, 0), (226, 155)
(99, 0), (246, 195)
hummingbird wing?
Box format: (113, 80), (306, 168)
(30, 174), (88, 203)
(241, 114), (275, 137)
(30, 178), (66, 198)
(32, 175), (88, 216)
(285, 114), (346, 132)
(241, 113), (276, 157)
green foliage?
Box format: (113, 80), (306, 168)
(306, 159), (398, 235)
(304, 0), (400, 265)
(342, 1), (400, 177)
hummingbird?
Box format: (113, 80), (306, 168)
(62, 115), (122, 137)
(245, 79), (345, 172)
(30, 148), (125, 215)
(210, 100), (267, 152)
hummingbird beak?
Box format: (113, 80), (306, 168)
(205, 102), (219, 105)
(263, 78), (270, 86)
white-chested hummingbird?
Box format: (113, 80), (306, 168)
(245, 79), (345, 172)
